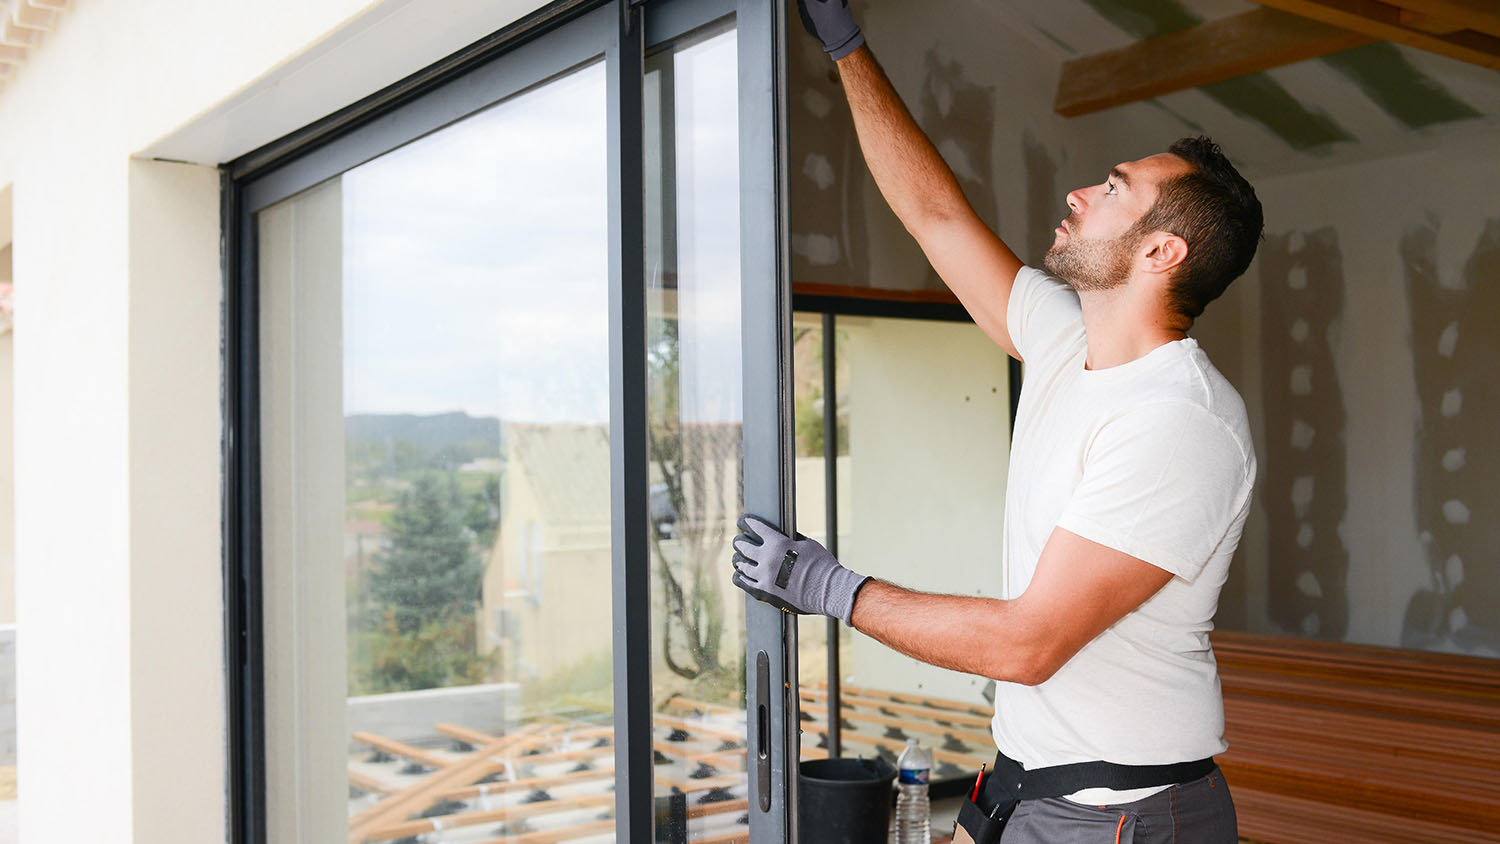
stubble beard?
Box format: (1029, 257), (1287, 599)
(1043, 223), (1137, 292)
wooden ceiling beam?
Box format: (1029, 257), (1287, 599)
(1055, 8), (1372, 117)
(1254, 0), (1500, 71)
(1398, 10), (1466, 35)
(1384, 0), (1500, 40)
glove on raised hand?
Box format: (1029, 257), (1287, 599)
(731, 514), (871, 625)
(796, 0), (865, 61)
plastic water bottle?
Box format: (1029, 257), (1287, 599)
(895, 738), (932, 844)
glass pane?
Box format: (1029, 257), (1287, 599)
(259, 61), (618, 843)
(643, 21), (750, 844)
(789, 313), (850, 761)
(794, 314), (1010, 782)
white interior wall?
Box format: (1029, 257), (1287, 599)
(0, 1), (550, 841)
(1195, 139), (1500, 654)
(842, 317), (1011, 705)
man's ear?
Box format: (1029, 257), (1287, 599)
(1140, 232), (1188, 276)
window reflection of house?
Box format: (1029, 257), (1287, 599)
(483, 423), (612, 688)
(481, 419), (748, 705)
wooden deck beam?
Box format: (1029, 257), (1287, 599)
(824, 683), (992, 717)
(798, 699), (994, 748)
(800, 686), (993, 728)
(350, 731), (454, 770)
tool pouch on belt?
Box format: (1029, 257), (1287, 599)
(954, 751), (1216, 843)
(955, 793), (1013, 843)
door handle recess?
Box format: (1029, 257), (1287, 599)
(756, 649), (771, 812)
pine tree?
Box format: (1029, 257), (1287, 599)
(369, 473), (483, 635)
(351, 472), (493, 693)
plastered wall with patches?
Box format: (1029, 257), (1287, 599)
(788, 0), (1123, 285)
(790, 0), (1500, 291)
(1195, 139), (1499, 656)
(790, 0), (1500, 659)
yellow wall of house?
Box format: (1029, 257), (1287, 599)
(0, 184), (11, 628)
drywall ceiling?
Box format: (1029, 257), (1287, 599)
(994, 0), (1500, 176)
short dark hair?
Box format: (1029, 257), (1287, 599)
(1132, 136), (1263, 322)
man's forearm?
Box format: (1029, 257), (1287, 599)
(835, 46), (970, 229)
(849, 579), (1048, 685)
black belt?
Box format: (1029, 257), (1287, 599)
(981, 749), (1217, 804)
(956, 750), (1217, 843)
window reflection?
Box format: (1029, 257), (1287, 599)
(261, 60), (625, 842)
(644, 24), (753, 843)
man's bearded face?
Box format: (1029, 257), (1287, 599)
(1043, 216), (1140, 292)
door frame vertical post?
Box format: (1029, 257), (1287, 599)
(738, 0), (797, 839)
(607, 0), (652, 840)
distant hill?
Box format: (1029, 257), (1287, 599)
(346, 412), (504, 471)
(346, 412), (503, 449)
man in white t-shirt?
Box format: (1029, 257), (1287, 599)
(730, 2), (1263, 842)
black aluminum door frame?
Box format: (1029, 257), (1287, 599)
(727, 0), (799, 840)
(635, 1), (796, 838)
(223, 0), (795, 841)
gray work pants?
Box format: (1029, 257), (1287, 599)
(955, 766), (1237, 844)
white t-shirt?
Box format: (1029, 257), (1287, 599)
(991, 265), (1257, 804)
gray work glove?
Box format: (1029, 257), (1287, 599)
(731, 514), (872, 625)
(796, 0), (865, 61)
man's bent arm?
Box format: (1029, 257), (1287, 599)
(848, 527), (1175, 685)
(835, 46), (1025, 360)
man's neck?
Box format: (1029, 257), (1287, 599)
(1077, 288), (1190, 371)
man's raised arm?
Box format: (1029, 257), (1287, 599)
(799, 0), (1026, 360)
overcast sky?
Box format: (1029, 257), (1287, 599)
(340, 30), (741, 426)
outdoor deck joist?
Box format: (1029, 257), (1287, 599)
(350, 713), (756, 843)
(797, 699), (994, 748)
(345, 685), (1005, 843)
(800, 685), (994, 729)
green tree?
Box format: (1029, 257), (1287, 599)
(353, 473), (492, 693)
(354, 611), (491, 693)
(791, 324), (849, 458)
(464, 474), (502, 550)
(369, 474), (484, 634)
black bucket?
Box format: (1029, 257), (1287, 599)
(798, 756), (896, 844)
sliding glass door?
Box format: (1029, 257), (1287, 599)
(256, 56), (614, 844)
(644, 17), (752, 843)
(228, 1), (793, 842)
